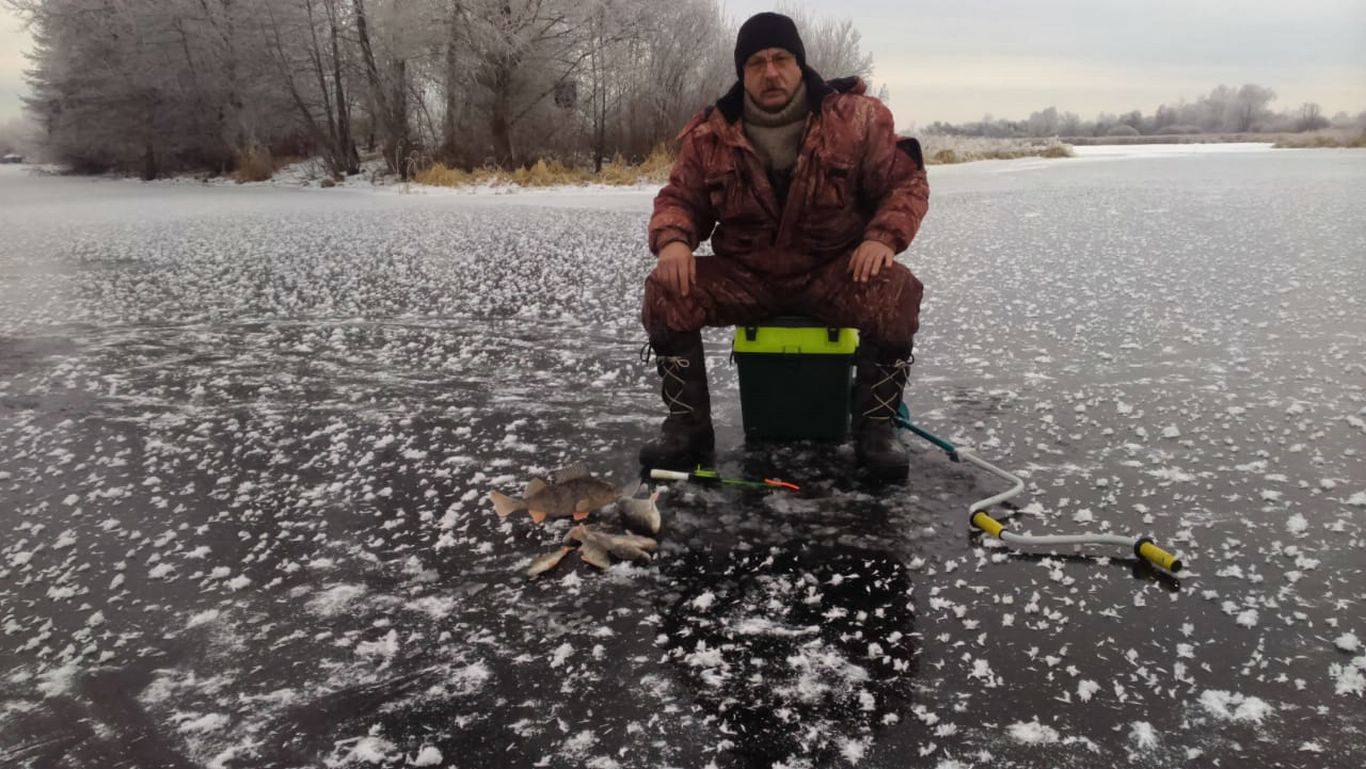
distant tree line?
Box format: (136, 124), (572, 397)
(4, 0), (876, 179)
(927, 84), (1366, 139)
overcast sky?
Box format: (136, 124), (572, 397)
(2, 1), (1364, 129)
(737, 0), (1366, 128)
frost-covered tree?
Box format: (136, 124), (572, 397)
(9, 0), (295, 176)
(1026, 107), (1059, 137)
(6, 0), (877, 176)
(774, 1), (872, 81)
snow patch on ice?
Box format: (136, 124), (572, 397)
(355, 629), (399, 663)
(328, 735), (398, 766)
(838, 736), (870, 764)
(1198, 690), (1274, 723)
(1128, 721), (1158, 749)
(411, 746), (443, 766)
(177, 712), (230, 732)
(36, 658), (80, 697)
(1077, 679), (1100, 702)
(561, 729), (598, 759)
(549, 642), (574, 669)
(1330, 655), (1366, 696)
(186, 609), (221, 628)
(1007, 718), (1059, 744)
(732, 617), (819, 637)
(688, 591), (716, 612)
(451, 660), (491, 695)
(308, 584), (367, 616)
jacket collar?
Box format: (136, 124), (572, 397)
(715, 66), (858, 123)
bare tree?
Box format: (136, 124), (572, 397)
(776, 2), (873, 81)
(1295, 102), (1329, 132)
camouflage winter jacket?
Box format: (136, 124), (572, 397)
(648, 72), (929, 277)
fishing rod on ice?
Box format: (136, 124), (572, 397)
(894, 404), (1183, 574)
(649, 467), (801, 491)
(643, 408), (1181, 574)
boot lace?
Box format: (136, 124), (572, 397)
(658, 355), (694, 416)
(862, 358), (912, 422)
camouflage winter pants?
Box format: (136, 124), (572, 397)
(641, 253), (923, 357)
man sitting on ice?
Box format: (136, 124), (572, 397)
(639, 12), (930, 479)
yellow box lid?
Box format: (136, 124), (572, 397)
(732, 323), (859, 355)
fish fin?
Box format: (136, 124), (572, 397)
(571, 498), (593, 520)
(619, 495), (661, 535)
(579, 542), (611, 570)
(529, 509), (548, 524)
(604, 537), (651, 563)
(621, 545), (652, 563)
(524, 478), (548, 497)
(551, 462), (592, 484)
(619, 480), (643, 498)
(620, 532), (658, 550)
(565, 525), (589, 545)
(527, 547), (572, 578)
(489, 491), (525, 518)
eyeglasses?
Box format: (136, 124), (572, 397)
(744, 52), (794, 74)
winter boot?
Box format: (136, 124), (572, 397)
(639, 332), (715, 471)
(852, 343), (913, 480)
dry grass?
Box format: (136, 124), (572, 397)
(1272, 129), (1366, 149)
(413, 163), (478, 187)
(634, 144), (677, 181)
(1068, 130), (1366, 147)
(509, 158), (594, 186)
(415, 145), (677, 189)
(597, 145), (676, 185)
(411, 136), (1074, 190)
(233, 147), (275, 183)
(920, 135), (1074, 164)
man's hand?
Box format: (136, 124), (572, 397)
(849, 240), (895, 283)
(657, 241), (697, 297)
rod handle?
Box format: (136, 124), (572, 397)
(970, 511), (1005, 538)
(649, 469), (689, 481)
(1135, 537), (1183, 573)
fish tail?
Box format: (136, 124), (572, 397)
(488, 491), (525, 518)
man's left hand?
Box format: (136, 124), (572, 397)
(849, 240), (895, 283)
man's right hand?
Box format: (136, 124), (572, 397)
(657, 242), (696, 297)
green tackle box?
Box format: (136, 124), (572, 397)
(732, 316), (860, 442)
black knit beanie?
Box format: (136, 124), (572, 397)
(734, 12), (806, 79)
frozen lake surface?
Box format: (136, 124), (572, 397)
(1, 145), (1364, 768)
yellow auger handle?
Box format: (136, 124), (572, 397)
(1135, 538), (1183, 573)
(970, 511), (1005, 538)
